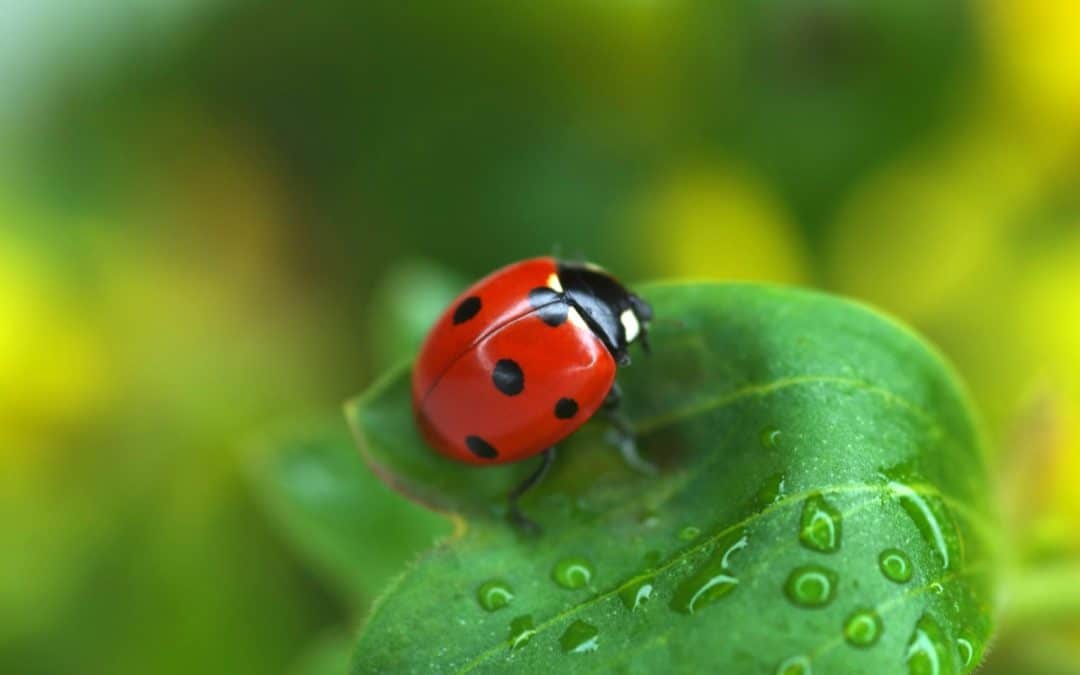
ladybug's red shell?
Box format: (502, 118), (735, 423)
(412, 257), (617, 465)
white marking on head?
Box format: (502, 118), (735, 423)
(620, 308), (640, 342)
(547, 273), (563, 292)
(568, 306), (589, 330)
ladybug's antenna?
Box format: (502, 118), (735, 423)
(550, 242), (564, 259)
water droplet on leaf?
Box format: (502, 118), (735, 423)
(754, 473), (786, 510)
(885, 477), (961, 571)
(906, 613), (954, 675)
(799, 493), (842, 553)
(560, 620), (599, 654)
(843, 608), (883, 648)
(760, 427), (782, 448)
(776, 655), (812, 675)
(476, 580), (514, 611)
(679, 526), (702, 541)
(784, 565), (838, 608)
(552, 557), (595, 589)
(638, 511), (660, 528)
(508, 615), (536, 650)
(879, 548), (914, 583)
(670, 528), (747, 614)
(956, 638), (974, 667)
(619, 577), (655, 611)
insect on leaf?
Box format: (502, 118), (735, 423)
(346, 283), (999, 674)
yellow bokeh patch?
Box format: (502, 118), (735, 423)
(826, 132), (1044, 321)
(1014, 236), (1080, 547)
(982, 0), (1080, 134)
(0, 237), (111, 452)
(631, 165), (808, 284)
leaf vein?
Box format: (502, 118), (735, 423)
(632, 374), (941, 438)
(453, 481), (991, 674)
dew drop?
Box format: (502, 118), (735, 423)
(619, 577), (655, 611)
(559, 620), (599, 654)
(843, 609), (883, 648)
(905, 613), (954, 675)
(508, 615), (536, 650)
(783, 565), (838, 608)
(570, 497), (601, 523)
(879, 548), (914, 583)
(552, 557), (595, 589)
(776, 655), (812, 675)
(930, 582), (945, 595)
(638, 511), (660, 528)
(886, 479), (961, 571)
(956, 638), (974, 667)
(754, 472), (786, 510)
(679, 526), (702, 541)
(799, 493), (842, 553)
(476, 580), (514, 611)
(670, 528), (748, 614)
(760, 427), (782, 448)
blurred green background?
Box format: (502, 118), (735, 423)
(2, 1), (1079, 673)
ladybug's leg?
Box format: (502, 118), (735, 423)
(602, 379), (623, 410)
(602, 382), (658, 476)
(508, 446), (555, 534)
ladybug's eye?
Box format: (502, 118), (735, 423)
(620, 308), (641, 343)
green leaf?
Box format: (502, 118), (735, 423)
(346, 282), (1000, 674)
(248, 415), (450, 605)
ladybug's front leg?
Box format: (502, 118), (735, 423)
(507, 447), (555, 535)
(602, 382), (658, 476)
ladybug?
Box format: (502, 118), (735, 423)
(412, 257), (653, 531)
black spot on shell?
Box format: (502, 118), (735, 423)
(465, 435), (498, 459)
(453, 296), (482, 324)
(528, 287), (568, 327)
(492, 359), (525, 396)
(554, 398), (579, 419)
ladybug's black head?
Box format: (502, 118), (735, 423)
(556, 261), (653, 366)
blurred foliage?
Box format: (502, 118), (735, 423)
(365, 261), (468, 372)
(1, 0), (1078, 673)
(248, 415), (449, 605)
(287, 630), (353, 675)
